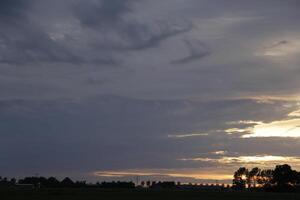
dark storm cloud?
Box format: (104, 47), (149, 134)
(0, 0), (31, 19)
(74, 0), (133, 28)
(122, 22), (192, 51)
(88, 21), (192, 51)
(74, 0), (192, 51)
(0, 0), (119, 65)
(190, 0), (300, 17)
(172, 39), (211, 64)
(0, 0), (81, 64)
(0, 26), (80, 64)
(0, 0), (193, 65)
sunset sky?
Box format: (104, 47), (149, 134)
(1, 0), (300, 183)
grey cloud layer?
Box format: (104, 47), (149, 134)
(1, 95), (299, 177)
(1, 0), (300, 180)
(1, 0), (300, 99)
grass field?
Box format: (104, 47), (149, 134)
(1, 189), (300, 200)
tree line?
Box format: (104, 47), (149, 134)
(1, 164), (300, 192)
(0, 176), (178, 189)
(0, 176), (135, 189)
(233, 164), (300, 192)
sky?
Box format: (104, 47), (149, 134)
(1, 0), (300, 183)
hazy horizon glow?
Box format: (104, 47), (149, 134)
(94, 169), (233, 181)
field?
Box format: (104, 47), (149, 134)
(1, 189), (300, 200)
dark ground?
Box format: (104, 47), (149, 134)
(1, 189), (300, 200)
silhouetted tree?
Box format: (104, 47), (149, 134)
(272, 164), (298, 187)
(18, 177), (45, 187)
(10, 178), (16, 185)
(46, 177), (60, 187)
(257, 169), (273, 187)
(247, 167), (260, 188)
(146, 180), (151, 187)
(100, 181), (135, 189)
(75, 181), (87, 188)
(232, 164), (300, 192)
(151, 181), (176, 189)
(232, 167), (247, 190)
(0, 177), (12, 187)
(61, 177), (74, 187)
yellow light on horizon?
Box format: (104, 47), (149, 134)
(243, 118), (300, 138)
(93, 169), (233, 181)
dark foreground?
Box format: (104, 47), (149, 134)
(2, 189), (300, 200)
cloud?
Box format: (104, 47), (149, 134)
(259, 39), (300, 57)
(167, 133), (209, 139)
(0, 95), (298, 177)
(74, 0), (133, 29)
(181, 155), (300, 167)
(1, 0), (300, 182)
(288, 109), (300, 117)
(0, 0), (82, 64)
(226, 120), (264, 125)
(211, 107), (300, 138)
(268, 40), (289, 49)
(74, 0), (192, 51)
(0, 27), (81, 64)
(243, 119), (300, 138)
(172, 39), (211, 64)
(1, 0), (300, 100)
(166, 99), (300, 139)
(88, 19), (192, 52)
(0, 0), (122, 65)
(211, 151), (227, 155)
(94, 168), (233, 181)
(0, 0), (31, 19)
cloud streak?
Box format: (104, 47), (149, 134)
(181, 155), (300, 165)
(94, 168), (233, 181)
